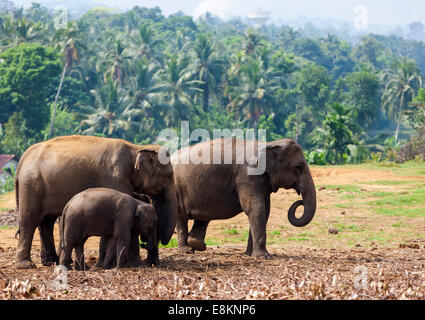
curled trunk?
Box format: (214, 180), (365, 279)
(287, 173), (317, 227)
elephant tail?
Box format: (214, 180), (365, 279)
(60, 205), (68, 250)
(15, 176), (19, 211)
(14, 178), (20, 240)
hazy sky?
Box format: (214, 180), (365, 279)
(12, 0), (425, 26)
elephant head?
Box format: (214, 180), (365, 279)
(135, 204), (158, 251)
(131, 147), (177, 245)
(261, 139), (317, 227)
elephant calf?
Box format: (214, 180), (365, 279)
(59, 188), (157, 270)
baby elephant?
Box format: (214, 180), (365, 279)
(59, 188), (157, 270)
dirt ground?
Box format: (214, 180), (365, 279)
(0, 165), (425, 300)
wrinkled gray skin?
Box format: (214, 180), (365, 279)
(59, 188), (157, 270)
(99, 192), (153, 269)
(172, 138), (317, 257)
(15, 135), (177, 269)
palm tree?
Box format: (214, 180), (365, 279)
(99, 38), (131, 84)
(14, 18), (41, 43)
(382, 57), (423, 142)
(318, 103), (356, 164)
(49, 21), (87, 138)
(126, 57), (165, 131)
(129, 24), (163, 62)
(192, 34), (225, 112)
(156, 54), (203, 126)
(226, 57), (279, 126)
(0, 15), (14, 48)
(243, 29), (264, 55)
(79, 78), (134, 138)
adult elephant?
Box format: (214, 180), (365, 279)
(15, 135), (177, 269)
(172, 138), (316, 257)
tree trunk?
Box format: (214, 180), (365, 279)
(203, 83), (209, 113)
(48, 63), (68, 139)
(395, 116), (401, 143)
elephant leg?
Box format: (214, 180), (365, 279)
(176, 207), (190, 252)
(239, 190), (270, 258)
(95, 236), (109, 268)
(39, 215), (59, 266)
(116, 236), (130, 268)
(245, 196), (270, 256)
(127, 231), (143, 268)
(245, 228), (253, 256)
(56, 216), (62, 262)
(74, 241), (86, 271)
(16, 212), (42, 269)
(103, 237), (116, 269)
(146, 246), (160, 266)
(59, 244), (73, 270)
(187, 220), (209, 252)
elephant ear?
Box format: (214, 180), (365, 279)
(249, 144), (281, 173)
(134, 149), (158, 174)
(263, 140), (300, 173)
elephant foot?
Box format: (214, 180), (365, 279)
(41, 255), (59, 267)
(94, 259), (104, 269)
(146, 256), (160, 267)
(177, 245), (195, 254)
(74, 263), (87, 271)
(127, 257), (144, 268)
(58, 262), (73, 271)
(16, 259), (36, 269)
(252, 249), (271, 259)
(187, 236), (207, 252)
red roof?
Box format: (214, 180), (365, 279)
(0, 154), (16, 168)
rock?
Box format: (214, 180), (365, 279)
(341, 211), (345, 215)
(328, 228), (339, 235)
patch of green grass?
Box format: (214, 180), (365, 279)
(362, 180), (415, 186)
(364, 234), (392, 245)
(369, 192), (395, 197)
(374, 207), (425, 217)
(205, 238), (221, 246)
(333, 203), (361, 209)
(0, 225), (11, 230)
(222, 228), (239, 235)
(340, 194), (364, 200)
(158, 238), (178, 248)
(368, 188), (425, 217)
(286, 236), (310, 241)
(347, 225), (363, 232)
(369, 190), (425, 207)
(392, 222), (407, 228)
(267, 230), (281, 236)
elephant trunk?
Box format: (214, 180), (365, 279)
(287, 171), (317, 227)
(153, 184), (177, 245)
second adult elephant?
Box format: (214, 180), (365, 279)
(15, 135), (177, 269)
(172, 138), (316, 257)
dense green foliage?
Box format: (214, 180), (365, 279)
(0, 3), (425, 163)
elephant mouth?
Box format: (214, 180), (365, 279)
(291, 182), (301, 196)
